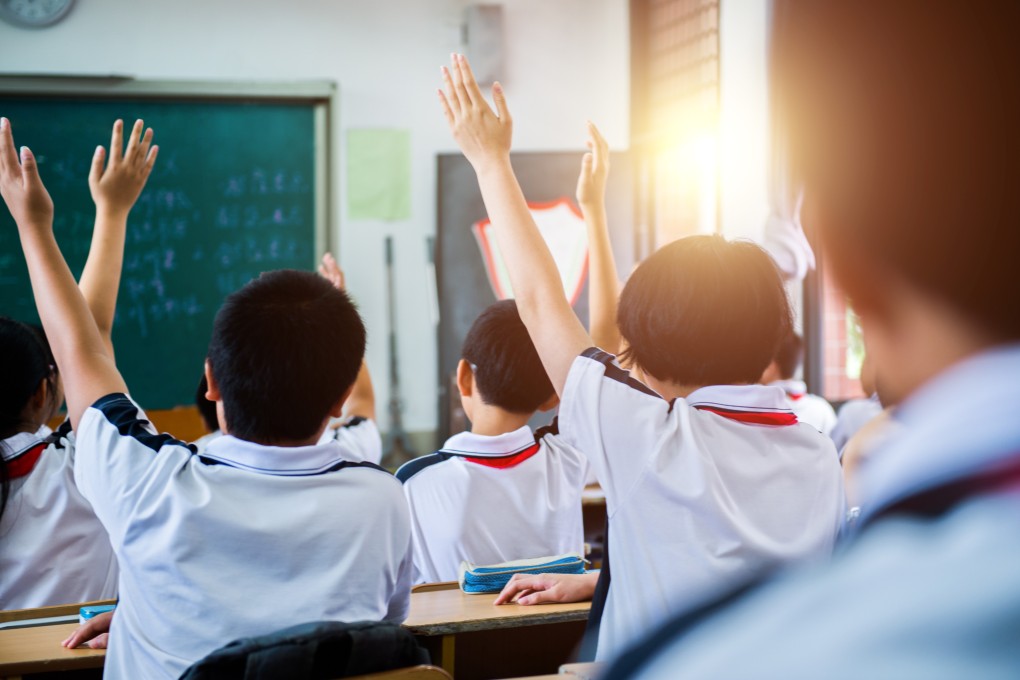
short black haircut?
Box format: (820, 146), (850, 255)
(774, 0), (1020, 341)
(461, 300), (555, 415)
(774, 332), (804, 381)
(206, 270), (366, 443)
(618, 235), (793, 386)
(194, 374), (219, 434)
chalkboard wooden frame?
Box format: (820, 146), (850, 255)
(0, 77), (336, 408)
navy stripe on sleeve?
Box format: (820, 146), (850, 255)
(395, 452), (452, 484)
(580, 347), (662, 399)
(92, 393), (196, 454)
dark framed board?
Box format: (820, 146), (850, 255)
(436, 151), (634, 442)
(0, 79), (333, 409)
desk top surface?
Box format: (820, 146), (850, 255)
(0, 589), (591, 672)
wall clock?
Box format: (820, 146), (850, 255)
(0, 0), (75, 28)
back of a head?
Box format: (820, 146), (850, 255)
(618, 234), (793, 386)
(206, 270), (366, 444)
(0, 317), (55, 523)
(461, 299), (555, 415)
(774, 0), (1020, 342)
(774, 332), (804, 381)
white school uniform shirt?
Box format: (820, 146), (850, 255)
(560, 349), (845, 660)
(630, 343), (1020, 679)
(0, 424), (118, 609)
(74, 393), (413, 680)
(830, 393), (884, 455)
(318, 416), (383, 464)
(770, 379), (839, 436)
(396, 423), (588, 584)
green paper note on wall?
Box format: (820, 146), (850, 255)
(347, 129), (412, 220)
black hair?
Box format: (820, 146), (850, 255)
(773, 332), (804, 381)
(461, 299), (555, 415)
(206, 270), (366, 443)
(773, 0), (1020, 341)
(0, 317), (57, 524)
(617, 235), (793, 386)
(194, 374), (219, 434)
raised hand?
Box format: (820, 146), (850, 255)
(438, 53), (513, 172)
(89, 118), (158, 218)
(0, 117), (54, 229)
(318, 252), (346, 291)
(576, 121), (610, 211)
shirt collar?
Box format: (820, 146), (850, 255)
(858, 343), (1020, 518)
(1, 431), (45, 462)
(440, 425), (536, 458)
(686, 384), (795, 414)
(768, 379), (807, 397)
(202, 435), (358, 476)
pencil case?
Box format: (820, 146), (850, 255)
(458, 553), (587, 593)
(79, 604), (116, 625)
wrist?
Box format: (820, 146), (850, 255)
(472, 154), (514, 179)
(95, 206), (130, 222)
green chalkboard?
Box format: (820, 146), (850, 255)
(0, 94), (326, 408)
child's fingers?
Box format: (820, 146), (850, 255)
(109, 119), (124, 164)
(136, 127), (154, 167)
(456, 53), (486, 108)
(0, 117), (19, 178)
(440, 66), (463, 115)
(88, 145), (106, 186)
(19, 146), (39, 186)
(124, 119), (143, 161)
(491, 82), (512, 124)
(580, 152), (593, 179)
(438, 90), (455, 126)
(142, 145), (159, 177)
(450, 55), (472, 110)
(87, 633), (109, 649)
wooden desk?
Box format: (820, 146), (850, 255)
(0, 589), (590, 680)
(405, 584), (590, 679)
(0, 622), (103, 679)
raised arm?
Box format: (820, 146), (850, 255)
(439, 54), (590, 395)
(80, 119), (159, 358)
(319, 252), (376, 421)
(0, 118), (127, 429)
(576, 122), (622, 355)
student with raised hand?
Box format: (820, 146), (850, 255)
(0, 118), (413, 679)
(0, 118), (155, 609)
(760, 332), (838, 435)
(438, 54), (845, 661)
(316, 252), (383, 465)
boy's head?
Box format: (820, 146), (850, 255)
(458, 300), (556, 418)
(618, 234), (793, 388)
(761, 332), (803, 384)
(776, 1), (1020, 400)
(206, 270), (366, 444)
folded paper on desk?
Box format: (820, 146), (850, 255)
(459, 553), (587, 594)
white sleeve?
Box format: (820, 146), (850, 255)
(73, 393), (194, 544)
(327, 417), (383, 465)
(558, 348), (673, 513)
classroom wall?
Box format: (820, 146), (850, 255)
(0, 0), (631, 442)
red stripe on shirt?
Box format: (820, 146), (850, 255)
(788, 393), (804, 401)
(6, 443), (46, 480)
(694, 406), (799, 427)
(465, 442), (542, 469)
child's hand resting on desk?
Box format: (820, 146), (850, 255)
(62, 609), (113, 650)
(576, 121), (610, 211)
(494, 571), (599, 606)
(438, 53), (512, 172)
(0, 117), (54, 229)
(89, 118), (159, 218)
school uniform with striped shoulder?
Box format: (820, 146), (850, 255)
(73, 393), (413, 680)
(318, 416), (383, 465)
(561, 349), (845, 660)
(396, 422), (588, 584)
(769, 379), (839, 436)
(0, 422), (118, 609)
